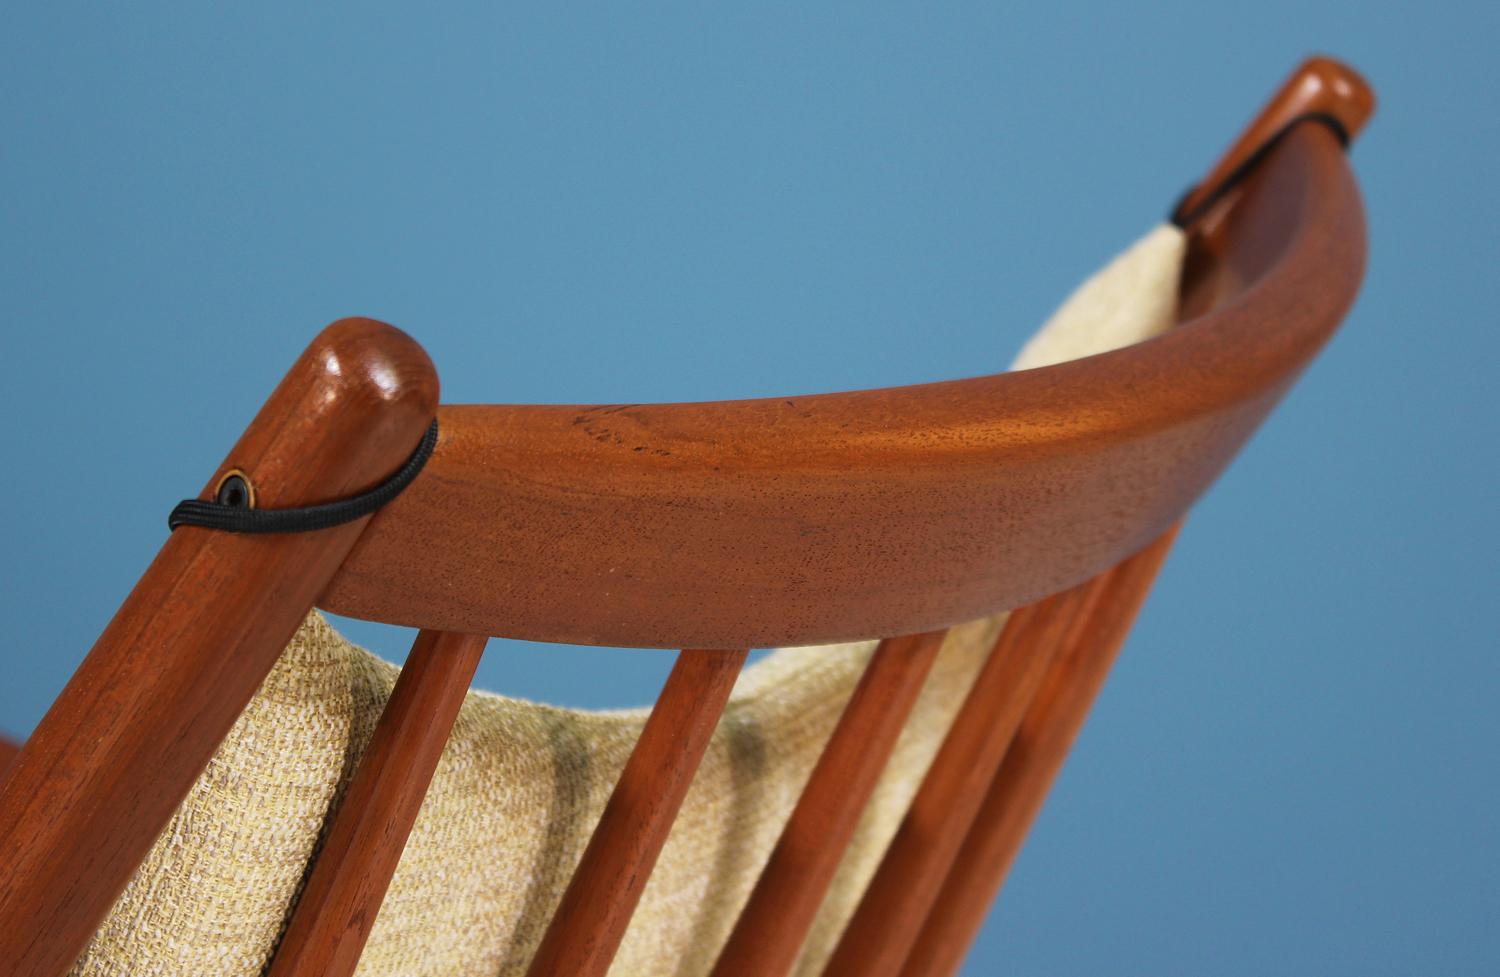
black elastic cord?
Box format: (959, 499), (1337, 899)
(1170, 111), (1350, 229)
(168, 419), (439, 534)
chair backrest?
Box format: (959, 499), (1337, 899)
(317, 71), (1369, 650)
(0, 58), (1374, 977)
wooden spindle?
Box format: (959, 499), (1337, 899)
(266, 629), (487, 977)
(898, 528), (1179, 977)
(819, 578), (1109, 977)
(525, 647), (748, 977)
(711, 631), (947, 977)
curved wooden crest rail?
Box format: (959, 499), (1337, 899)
(0, 58), (1372, 977)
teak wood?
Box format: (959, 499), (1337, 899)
(0, 735), (18, 784)
(710, 631), (947, 977)
(1175, 56), (1375, 233)
(0, 57), (1373, 977)
(266, 629), (488, 977)
(316, 62), (1370, 652)
(524, 647), (749, 977)
(0, 320), (439, 977)
(898, 528), (1180, 977)
(822, 578), (1109, 976)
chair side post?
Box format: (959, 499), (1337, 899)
(0, 318), (438, 977)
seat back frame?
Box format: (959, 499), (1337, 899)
(0, 58), (1373, 977)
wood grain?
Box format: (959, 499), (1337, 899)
(3, 57), (1376, 977)
(0, 319), (438, 977)
(320, 126), (1367, 651)
(898, 528), (1179, 977)
(266, 630), (487, 977)
(894, 66), (1375, 972)
(524, 648), (749, 977)
(710, 631), (947, 977)
(0, 735), (19, 779)
(818, 577), (1111, 977)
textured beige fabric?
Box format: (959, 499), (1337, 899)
(69, 224), (1184, 977)
(1011, 223), (1184, 371)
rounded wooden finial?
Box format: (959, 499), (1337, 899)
(1295, 56), (1377, 138)
(1176, 56), (1376, 225)
(202, 317), (440, 511)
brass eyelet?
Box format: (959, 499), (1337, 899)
(213, 469), (257, 509)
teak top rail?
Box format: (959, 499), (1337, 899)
(320, 101), (1367, 649)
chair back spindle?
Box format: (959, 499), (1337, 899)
(524, 648), (748, 977)
(898, 528), (1180, 977)
(710, 631), (947, 977)
(0, 57), (1374, 977)
(267, 630), (488, 977)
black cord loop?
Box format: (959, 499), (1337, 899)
(168, 419), (439, 534)
(1170, 111), (1350, 229)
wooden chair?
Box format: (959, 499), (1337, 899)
(0, 57), (1374, 977)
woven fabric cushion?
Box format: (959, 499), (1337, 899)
(70, 224), (1185, 977)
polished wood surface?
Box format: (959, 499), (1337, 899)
(881, 63), (1374, 963)
(0, 319), (438, 977)
(0, 58), (1375, 977)
(820, 577), (1109, 977)
(525, 648), (749, 977)
(320, 122), (1366, 651)
(880, 61), (1375, 960)
(899, 528), (1179, 977)
(267, 629), (487, 977)
(1175, 56), (1374, 231)
(710, 631), (947, 977)
(0, 735), (18, 777)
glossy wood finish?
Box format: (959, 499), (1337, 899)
(0, 735), (19, 777)
(320, 121), (1366, 652)
(899, 528), (1179, 977)
(0, 58), (1375, 977)
(0, 319), (438, 977)
(525, 648), (749, 977)
(887, 67), (1373, 971)
(710, 631), (947, 977)
(1175, 56), (1375, 231)
(267, 629), (487, 977)
(1176, 58), (1373, 327)
(819, 577), (1109, 977)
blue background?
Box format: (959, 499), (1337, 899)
(3, 3), (1496, 974)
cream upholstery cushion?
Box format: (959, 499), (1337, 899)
(70, 224), (1185, 977)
